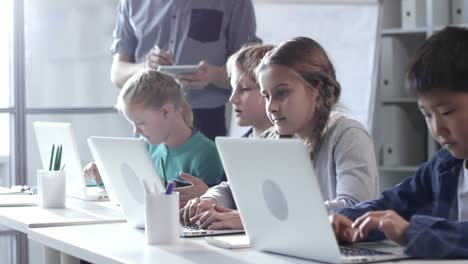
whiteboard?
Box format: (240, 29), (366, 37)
(229, 0), (379, 136)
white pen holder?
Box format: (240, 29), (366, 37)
(145, 192), (180, 245)
(37, 170), (66, 208)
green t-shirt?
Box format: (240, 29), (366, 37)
(145, 131), (224, 186)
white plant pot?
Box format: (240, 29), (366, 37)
(37, 170), (66, 208)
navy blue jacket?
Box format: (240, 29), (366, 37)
(338, 148), (468, 259)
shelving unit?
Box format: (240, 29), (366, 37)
(381, 97), (417, 104)
(379, 166), (420, 173)
(381, 27), (426, 36)
(375, 0), (466, 190)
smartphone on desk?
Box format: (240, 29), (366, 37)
(158, 65), (199, 75)
(205, 234), (251, 249)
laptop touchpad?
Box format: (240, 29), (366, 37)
(262, 179), (288, 221)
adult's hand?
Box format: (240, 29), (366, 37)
(145, 46), (173, 69)
(175, 61), (213, 90)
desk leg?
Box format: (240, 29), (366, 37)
(43, 246), (60, 264)
(16, 233), (28, 264)
(61, 252), (80, 264)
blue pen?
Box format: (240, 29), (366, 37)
(165, 182), (174, 195)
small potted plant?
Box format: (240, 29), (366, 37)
(37, 144), (66, 208)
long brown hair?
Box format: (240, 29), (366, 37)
(116, 69), (193, 128)
(256, 37), (341, 151)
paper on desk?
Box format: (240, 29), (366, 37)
(0, 186), (35, 195)
(0, 186), (24, 195)
(0, 194), (38, 207)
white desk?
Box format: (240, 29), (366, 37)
(26, 223), (467, 264)
(0, 197), (126, 264)
(28, 223), (320, 264)
(2, 197), (466, 264)
(0, 197), (125, 233)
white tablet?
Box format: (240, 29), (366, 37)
(158, 65), (199, 75)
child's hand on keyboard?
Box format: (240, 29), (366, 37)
(330, 211), (409, 246)
(351, 210), (409, 245)
(180, 197), (216, 226)
(329, 213), (358, 243)
(195, 205), (244, 230)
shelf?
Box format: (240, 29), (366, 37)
(379, 166), (419, 173)
(434, 24), (468, 32)
(381, 28), (427, 36)
(382, 25), (468, 36)
(381, 97), (417, 104)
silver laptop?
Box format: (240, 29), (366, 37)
(87, 136), (244, 237)
(33, 122), (108, 201)
(215, 137), (409, 264)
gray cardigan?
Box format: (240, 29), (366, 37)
(201, 116), (379, 212)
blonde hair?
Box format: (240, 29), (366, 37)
(116, 69), (193, 128)
(226, 44), (275, 83)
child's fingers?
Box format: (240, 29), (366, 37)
(378, 212), (409, 245)
(182, 198), (198, 225)
(352, 211), (386, 229)
(179, 207), (185, 223)
(378, 218), (396, 239)
(353, 212), (388, 240)
(187, 198), (200, 219)
(194, 200), (212, 216)
(207, 221), (227, 230)
(213, 204), (232, 213)
(199, 213), (221, 229)
(178, 172), (202, 185)
(195, 211), (214, 227)
(329, 214), (355, 242)
(206, 217), (236, 230)
(189, 211), (206, 225)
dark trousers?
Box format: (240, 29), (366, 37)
(192, 105), (227, 141)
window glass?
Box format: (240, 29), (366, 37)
(0, 114), (10, 187)
(24, 0), (119, 108)
(0, 0), (12, 108)
(26, 113), (131, 185)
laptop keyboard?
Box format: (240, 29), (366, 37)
(340, 246), (392, 256)
(181, 224), (215, 236)
(182, 224), (203, 231)
(181, 224), (244, 236)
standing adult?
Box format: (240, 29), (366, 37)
(110, 0), (260, 140)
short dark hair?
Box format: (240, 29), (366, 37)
(407, 27), (468, 94)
